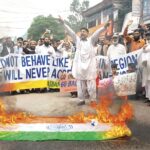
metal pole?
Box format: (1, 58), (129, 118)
(140, 0), (144, 24)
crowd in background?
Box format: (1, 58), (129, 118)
(0, 30), (77, 96)
(0, 21), (150, 106)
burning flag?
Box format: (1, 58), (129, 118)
(0, 91), (133, 141)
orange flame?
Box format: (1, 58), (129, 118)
(0, 93), (133, 125)
(69, 95), (133, 125)
(0, 99), (32, 125)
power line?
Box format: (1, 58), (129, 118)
(0, 15), (32, 19)
(0, 9), (42, 14)
(0, 8), (70, 15)
(0, 26), (26, 29)
(0, 0), (70, 14)
(0, 20), (32, 23)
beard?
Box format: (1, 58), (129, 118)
(30, 46), (35, 50)
(80, 34), (87, 41)
(134, 36), (140, 41)
(113, 39), (119, 45)
(44, 42), (50, 47)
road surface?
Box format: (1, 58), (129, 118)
(0, 92), (150, 150)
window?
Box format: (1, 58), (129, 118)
(143, 0), (150, 21)
(101, 7), (113, 23)
(88, 20), (96, 28)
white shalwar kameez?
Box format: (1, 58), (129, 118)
(35, 45), (56, 56)
(64, 24), (105, 102)
(107, 44), (126, 59)
(142, 45), (150, 101)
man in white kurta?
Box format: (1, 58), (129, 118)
(35, 37), (55, 93)
(107, 33), (126, 59)
(59, 16), (109, 105)
(142, 32), (150, 106)
(106, 33), (126, 77)
(35, 37), (56, 56)
(57, 41), (75, 58)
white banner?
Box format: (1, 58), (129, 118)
(0, 54), (72, 83)
(97, 49), (142, 77)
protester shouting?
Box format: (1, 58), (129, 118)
(59, 16), (109, 106)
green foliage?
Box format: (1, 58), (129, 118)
(27, 15), (65, 41)
(68, 0), (89, 32)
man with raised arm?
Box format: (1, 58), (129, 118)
(141, 31), (150, 106)
(59, 16), (109, 106)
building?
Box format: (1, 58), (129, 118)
(82, 0), (113, 38)
(82, 0), (132, 35)
(143, 0), (150, 24)
(83, 0), (113, 28)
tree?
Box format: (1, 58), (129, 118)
(27, 15), (65, 41)
(67, 0), (89, 32)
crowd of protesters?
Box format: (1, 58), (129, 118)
(95, 21), (150, 106)
(0, 30), (77, 96)
(0, 20), (150, 106)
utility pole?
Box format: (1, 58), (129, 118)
(140, 0), (144, 24)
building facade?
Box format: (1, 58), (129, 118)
(143, 0), (150, 24)
(83, 0), (113, 29)
(83, 0), (132, 34)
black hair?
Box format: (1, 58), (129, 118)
(111, 64), (118, 69)
(44, 37), (50, 40)
(80, 27), (89, 33)
(128, 63), (136, 69)
(23, 40), (28, 44)
(134, 29), (140, 33)
(17, 37), (23, 41)
(40, 37), (44, 40)
(145, 31), (150, 36)
(52, 39), (60, 42)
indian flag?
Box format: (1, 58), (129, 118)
(0, 122), (131, 141)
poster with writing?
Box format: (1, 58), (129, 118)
(113, 73), (137, 96)
(59, 72), (77, 92)
(0, 53), (134, 141)
(0, 54), (72, 91)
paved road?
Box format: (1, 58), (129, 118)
(0, 92), (150, 150)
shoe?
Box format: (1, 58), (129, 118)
(71, 94), (77, 98)
(40, 88), (47, 93)
(77, 101), (85, 106)
(20, 90), (25, 94)
(90, 101), (97, 108)
(144, 100), (150, 103)
(11, 91), (18, 95)
(25, 90), (30, 94)
(30, 89), (35, 93)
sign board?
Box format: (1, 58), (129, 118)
(121, 12), (140, 34)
